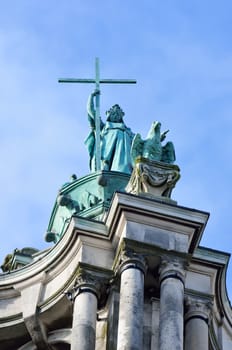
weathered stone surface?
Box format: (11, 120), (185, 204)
(126, 157), (180, 202)
(0, 192), (232, 350)
(184, 297), (212, 350)
(106, 290), (119, 350)
(159, 259), (185, 350)
(71, 292), (97, 350)
(117, 257), (145, 350)
(151, 298), (160, 350)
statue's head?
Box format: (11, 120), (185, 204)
(147, 121), (161, 139)
(106, 104), (125, 122)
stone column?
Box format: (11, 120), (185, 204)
(151, 297), (160, 350)
(159, 258), (185, 350)
(184, 297), (212, 350)
(68, 273), (100, 350)
(116, 252), (147, 350)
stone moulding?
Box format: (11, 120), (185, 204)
(126, 156), (180, 202)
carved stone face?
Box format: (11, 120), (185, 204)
(106, 104), (125, 122)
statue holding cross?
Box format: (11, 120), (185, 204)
(85, 89), (134, 173)
(59, 58), (136, 174)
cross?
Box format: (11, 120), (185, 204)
(58, 57), (136, 171)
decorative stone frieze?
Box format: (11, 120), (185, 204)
(126, 157), (180, 201)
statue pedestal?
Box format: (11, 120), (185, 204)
(126, 157), (180, 204)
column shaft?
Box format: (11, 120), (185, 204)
(71, 290), (98, 350)
(151, 298), (160, 350)
(160, 277), (184, 350)
(159, 260), (185, 350)
(184, 298), (211, 350)
(185, 317), (208, 350)
(117, 266), (144, 350)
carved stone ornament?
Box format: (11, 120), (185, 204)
(66, 269), (110, 307)
(185, 296), (213, 321)
(126, 156), (180, 201)
(116, 249), (147, 276)
(159, 257), (186, 284)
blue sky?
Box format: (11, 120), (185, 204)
(1, 1), (232, 295)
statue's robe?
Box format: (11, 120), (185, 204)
(85, 121), (134, 174)
(101, 121), (134, 174)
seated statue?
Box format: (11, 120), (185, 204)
(85, 90), (134, 174)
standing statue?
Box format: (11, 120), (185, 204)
(85, 90), (134, 174)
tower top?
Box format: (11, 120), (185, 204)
(59, 58), (136, 171)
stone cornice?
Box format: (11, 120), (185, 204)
(106, 192), (209, 254)
(0, 220), (77, 286)
(107, 192), (209, 229)
(112, 237), (191, 272)
(0, 218), (109, 289)
(0, 192), (209, 289)
(190, 247), (232, 328)
(0, 219), (112, 336)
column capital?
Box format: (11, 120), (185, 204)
(159, 257), (186, 285)
(117, 249), (147, 276)
(185, 296), (213, 324)
(66, 270), (103, 303)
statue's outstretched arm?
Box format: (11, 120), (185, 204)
(87, 90), (102, 129)
(87, 91), (96, 127)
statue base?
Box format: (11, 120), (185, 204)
(126, 157), (180, 204)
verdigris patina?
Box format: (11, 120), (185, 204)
(52, 57), (180, 245)
(45, 171), (130, 243)
(127, 122), (180, 202)
(43, 58), (137, 244)
(85, 90), (134, 174)
(59, 58), (136, 171)
(131, 121), (175, 165)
